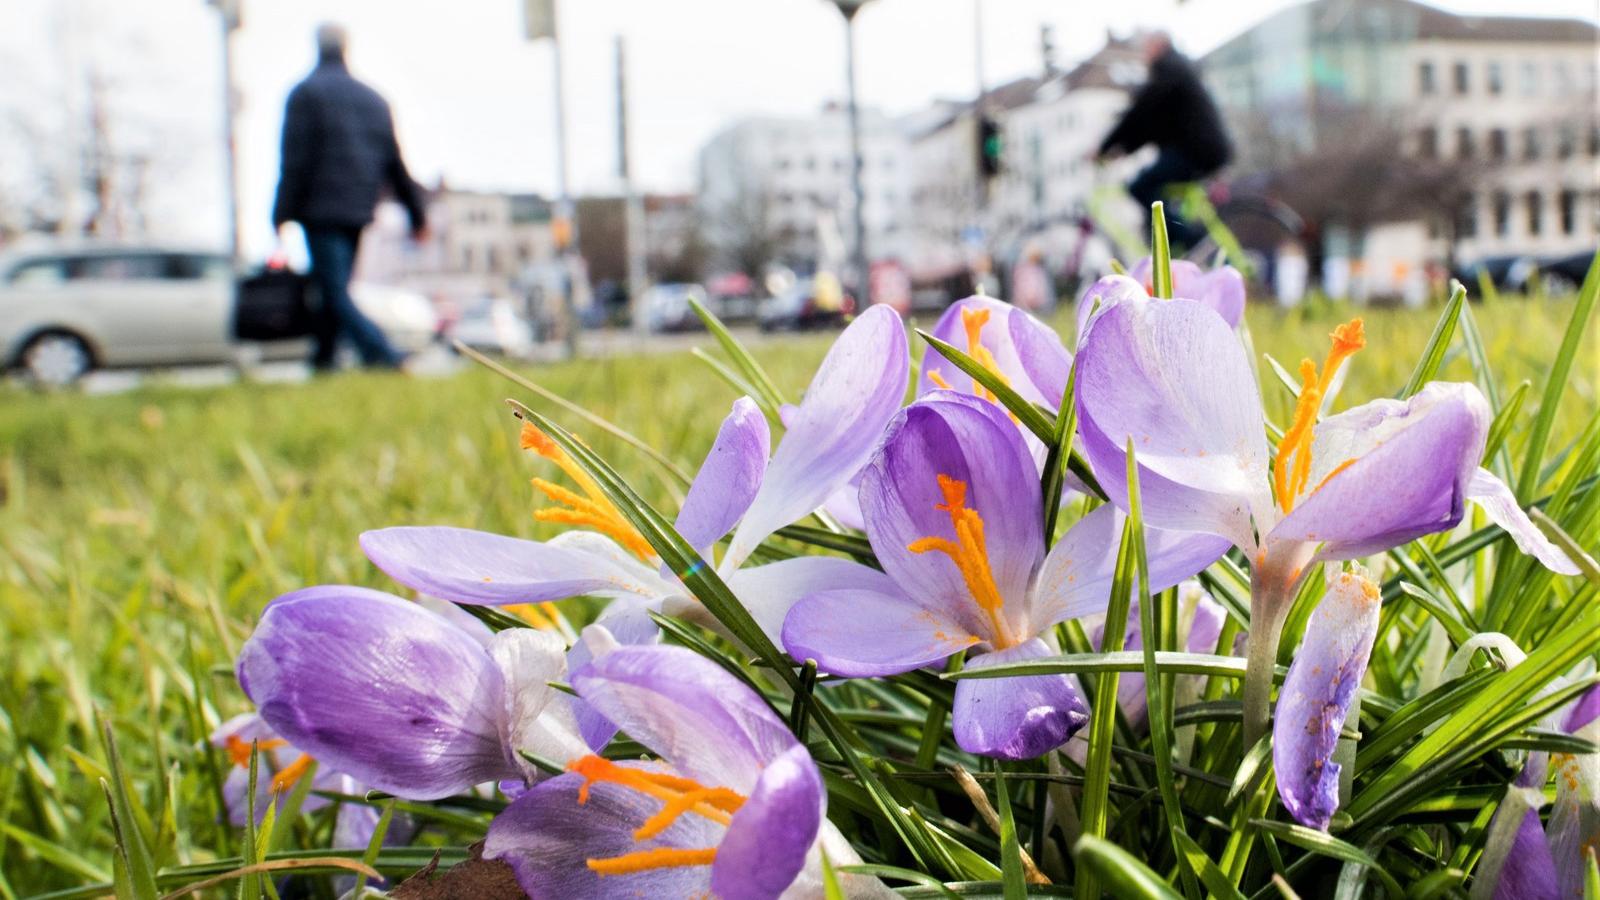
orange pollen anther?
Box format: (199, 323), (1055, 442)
(568, 755), (745, 877)
(507, 601), (564, 631)
(957, 308), (1017, 421)
(906, 474), (1018, 649)
(1273, 319), (1366, 514)
(520, 423), (655, 562)
(224, 735), (287, 768)
(268, 753), (315, 794)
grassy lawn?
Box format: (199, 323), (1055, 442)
(0, 295), (1593, 895)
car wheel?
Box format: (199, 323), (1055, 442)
(21, 332), (94, 387)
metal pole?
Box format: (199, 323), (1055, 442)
(551, 1), (579, 358)
(617, 35), (649, 334)
(214, 0), (242, 264)
(842, 9), (870, 305)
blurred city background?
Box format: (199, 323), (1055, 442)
(0, 0), (1596, 387)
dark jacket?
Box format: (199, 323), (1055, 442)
(1099, 48), (1233, 172)
(271, 53), (426, 232)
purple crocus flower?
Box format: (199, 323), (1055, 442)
(484, 643), (891, 900)
(209, 712), (344, 826)
(358, 305), (909, 647)
(1272, 565), (1381, 829)
(918, 295), (1073, 414)
(236, 585), (586, 801)
(1482, 683), (1600, 899)
(1096, 582), (1228, 730)
(1072, 292), (1578, 743)
(782, 392), (1228, 759)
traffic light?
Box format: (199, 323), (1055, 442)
(977, 114), (1002, 178)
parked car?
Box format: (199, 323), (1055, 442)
(1453, 249), (1596, 295)
(641, 283), (708, 333)
(447, 296), (536, 358)
(757, 276), (857, 332)
(1, 244), (437, 386)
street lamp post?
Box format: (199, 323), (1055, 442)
(209, 0), (243, 265)
(829, 0), (872, 304)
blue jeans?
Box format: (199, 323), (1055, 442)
(1127, 148), (1210, 255)
(304, 226), (401, 369)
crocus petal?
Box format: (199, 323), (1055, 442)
(728, 555), (901, 644)
(572, 644), (797, 793)
(1491, 807), (1560, 900)
(566, 601), (664, 751)
(486, 772), (721, 900)
(1028, 504), (1230, 632)
(1074, 274), (1148, 343)
(1074, 293), (1270, 550)
(1195, 267), (1247, 328)
(1271, 383), (1489, 561)
(1126, 258), (1246, 328)
(1548, 712), (1600, 897)
(782, 587), (979, 677)
(237, 586), (517, 800)
(860, 393), (1044, 646)
(209, 714), (336, 826)
(491, 629), (588, 772)
(360, 526), (664, 606)
(1467, 468), (1581, 575)
(676, 397), (771, 553)
(1273, 569), (1382, 829)
(918, 296), (1069, 408)
(953, 636), (1089, 760)
(724, 306), (909, 569)
(1563, 683), (1600, 734)
(711, 744), (824, 900)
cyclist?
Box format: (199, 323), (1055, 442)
(1096, 31), (1233, 253)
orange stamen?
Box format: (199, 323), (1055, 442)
(508, 601), (564, 630)
(1273, 319), (1366, 513)
(586, 847), (719, 876)
(928, 369), (953, 391)
(520, 423), (655, 562)
(268, 753), (315, 794)
(224, 735), (286, 768)
(958, 308), (1016, 416)
(568, 754), (744, 876)
(906, 474), (1018, 648)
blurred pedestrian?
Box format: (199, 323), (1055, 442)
(272, 23), (426, 371)
(1096, 31), (1232, 253)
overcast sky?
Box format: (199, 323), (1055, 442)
(3, 0), (1595, 258)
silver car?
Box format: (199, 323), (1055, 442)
(1, 244), (437, 386)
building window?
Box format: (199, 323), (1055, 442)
(1487, 62), (1504, 95)
(1418, 61), (1436, 94)
(1559, 190), (1578, 235)
(1524, 127), (1542, 161)
(1456, 127), (1474, 160)
(1520, 61), (1540, 96)
(1453, 61), (1470, 94)
(1554, 61), (1573, 96)
(1558, 125), (1578, 159)
(1526, 191), (1543, 236)
(1456, 192), (1477, 238)
(1493, 191), (1511, 237)
(1591, 124), (1600, 157)
(1488, 128), (1508, 162)
(1418, 127), (1438, 158)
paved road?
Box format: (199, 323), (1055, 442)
(15, 325), (790, 397)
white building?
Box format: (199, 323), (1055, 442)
(357, 186), (556, 302)
(697, 105), (913, 274)
(1203, 0), (1599, 272)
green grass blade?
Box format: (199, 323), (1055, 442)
(945, 651), (1249, 681)
(1075, 518), (1138, 900)
(1151, 202), (1173, 299)
(1172, 830), (1246, 900)
(689, 296), (788, 417)
(1399, 282), (1466, 399)
(96, 715), (159, 900)
(1514, 249), (1600, 501)
(1247, 820), (1402, 898)
(991, 764), (1027, 900)
(1073, 835), (1184, 899)
(1040, 353), (1083, 542)
(1126, 439), (1200, 899)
